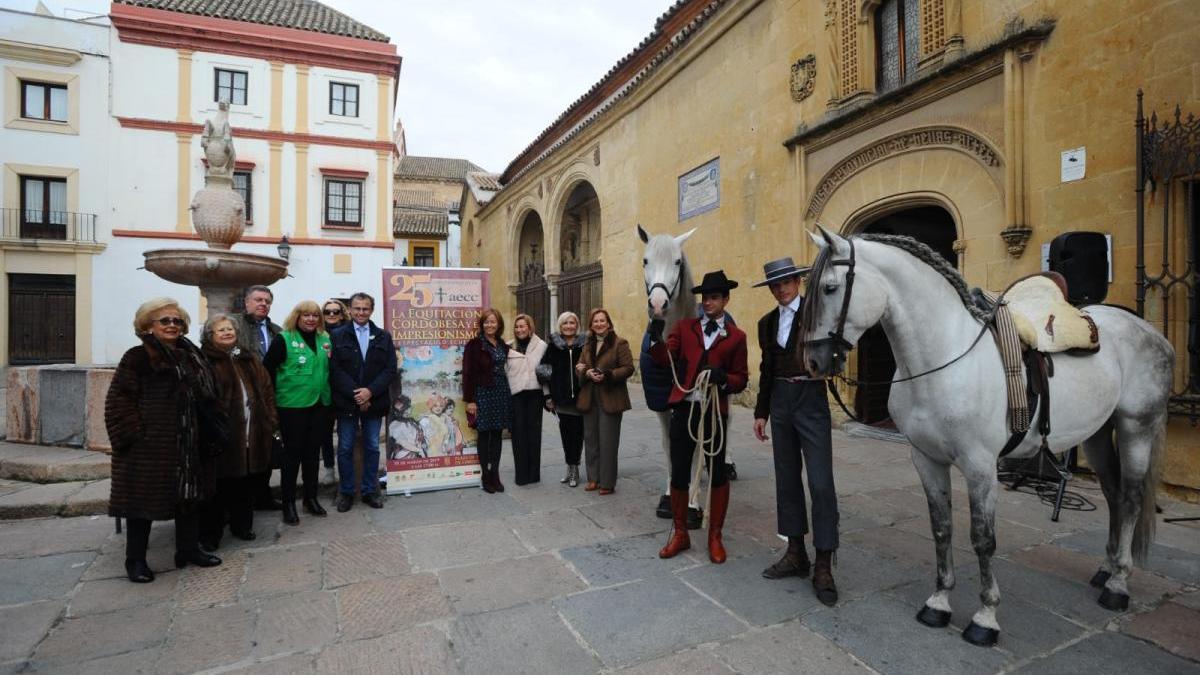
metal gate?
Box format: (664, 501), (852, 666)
(558, 262), (603, 323)
(1135, 92), (1199, 423)
(515, 277), (550, 339)
(9, 274), (75, 365)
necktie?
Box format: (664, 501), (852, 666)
(704, 320), (719, 336)
(257, 321), (267, 354)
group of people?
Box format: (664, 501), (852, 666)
(461, 307), (634, 494)
(105, 257), (841, 607)
(105, 286), (396, 583)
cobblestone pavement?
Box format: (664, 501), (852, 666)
(2, 394), (1199, 674)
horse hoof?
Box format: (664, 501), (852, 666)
(1098, 588), (1130, 611)
(1089, 569), (1111, 588)
(961, 621), (999, 647)
(916, 605), (952, 628)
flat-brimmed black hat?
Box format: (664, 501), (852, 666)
(691, 270), (739, 295)
(752, 257), (811, 288)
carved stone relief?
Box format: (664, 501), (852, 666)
(790, 54), (816, 102)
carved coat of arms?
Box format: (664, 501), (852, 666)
(790, 54), (816, 102)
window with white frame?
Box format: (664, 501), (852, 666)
(329, 82), (359, 117)
(21, 81), (67, 122)
(214, 68), (248, 105)
(324, 179), (363, 228)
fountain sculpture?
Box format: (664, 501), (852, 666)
(143, 101), (288, 314)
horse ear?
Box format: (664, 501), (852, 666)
(816, 224), (836, 245)
(808, 229), (827, 249)
(637, 224), (649, 243)
(674, 227), (697, 246)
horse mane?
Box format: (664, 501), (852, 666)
(799, 233), (988, 337)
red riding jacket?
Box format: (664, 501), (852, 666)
(649, 316), (748, 416)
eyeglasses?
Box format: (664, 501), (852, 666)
(156, 317), (185, 327)
(323, 309), (342, 316)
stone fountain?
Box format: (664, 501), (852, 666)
(143, 101), (288, 315)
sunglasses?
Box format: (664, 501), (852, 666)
(156, 317), (185, 327)
(323, 309), (343, 316)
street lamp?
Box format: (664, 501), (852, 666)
(277, 235), (291, 260)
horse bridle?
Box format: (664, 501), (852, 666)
(807, 237), (995, 387)
(645, 262), (684, 307)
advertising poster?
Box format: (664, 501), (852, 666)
(382, 267), (490, 494)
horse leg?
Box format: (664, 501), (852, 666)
(911, 449), (955, 628)
(1081, 420), (1121, 591)
(1096, 414), (1158, 611)
(960, 461), (1001, 647)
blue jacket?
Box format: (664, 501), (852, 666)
(328, 321), (397, 417)
(639, 307), (736, 412)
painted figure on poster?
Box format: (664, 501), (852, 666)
(388, 394), (427, 460)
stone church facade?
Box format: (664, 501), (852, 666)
(463, 0), (1200, 494)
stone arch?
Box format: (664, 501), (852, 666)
(505, 198), (543, 287)
(545, 163), (602, 275)
(513, 208), (545, 285)
(808, 141), (1005, 280)
(546, 170), (604, 326)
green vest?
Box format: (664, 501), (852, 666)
(274, 329), (332, 408)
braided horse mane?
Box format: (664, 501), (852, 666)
(800, 232), (989, 339)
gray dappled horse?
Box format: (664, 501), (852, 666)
(638, 224), (704, 517)
(801, 228), (1172, 647)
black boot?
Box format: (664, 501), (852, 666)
(763, 536), (811, 579)
(125, 559), (155, 583)
(303, 497), (327, 517)
(282, 501), (300, 525)
(175, 549), (222, 568)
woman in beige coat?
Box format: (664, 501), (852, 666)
(575, 308), (634, 494)
(506, 313), (548, 485)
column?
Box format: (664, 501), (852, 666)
(269, 61), (284, 132)
(268, 140), (283, 237)
(294, 143), (309, 238)
(945, 0), (964, 61)
(176, 132), (192, 232)
(376, 76), (391, 142)
(375, 150), (390, 242)
(295, 64), (309, 134)
(545, 273), (560, 323)
(176, 49), (193, 123)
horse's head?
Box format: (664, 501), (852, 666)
(638, 224), (696, 320)
(800, 227), (888, 377)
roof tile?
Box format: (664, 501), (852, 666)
(113, 0), (390, 42)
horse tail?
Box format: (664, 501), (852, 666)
(1132, 417), (1166, 566)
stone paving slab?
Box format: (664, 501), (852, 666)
(30, 602), (171, 667)
(1006, 543), (1185, 605)
(0, 551), (93, 605)
(438, 552), (587, 615)
(713, 621), (874, 674)
(157, 602), (257, 674)
(451, 602), (598, 675)
(27, 647), (162, 675)
(1121, 601), (1200, 662)
(560, 533), (695, 587)
(0, 515), (112, 558)
(0, 480), (86, 518)
(1013, 631), (1198, 674)
(242, 543), (324, 599)
(59, 479), (110, 516)
(801, 591), (1010, 675)
(0, 442), (110, 483)
(505, 507), (613, 552)
(403, 519), (530, 571)
(224, 653), (317, 675)
(175, 549), (248, 610)
(337, 573), (452, 641)
(0, 600), (63, 663)
(68, 572), (180, 617)
(614, 646), (735, 674)
(368, 488), (530, 531)
(324, 532), (409, 588)
(253, 590), (338, 658)
(555, 577), (745, 668)
(1053, 530), (1200, 584)
(677, 552), (820, 626)
(316, 623), (457, 675)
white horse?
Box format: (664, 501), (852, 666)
(800, 228), (1172, 647)
(638, 224), (704, 520)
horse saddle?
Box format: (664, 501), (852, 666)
(1003, 273), (1100, 354)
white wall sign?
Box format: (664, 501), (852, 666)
(1061, 147), (1086, 182)
(678, 157), (720, 221)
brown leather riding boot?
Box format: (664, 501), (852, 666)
(813, 549), (838, 607)
(707, 483), (730, 564)
(658, 488), (691, 558)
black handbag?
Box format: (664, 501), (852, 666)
(197, 398), (230, 457)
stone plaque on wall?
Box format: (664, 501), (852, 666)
(678, 157), (720, 221)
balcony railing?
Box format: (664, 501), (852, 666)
(0, 208), (97, 243)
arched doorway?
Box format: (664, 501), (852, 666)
(854, 205), (957, 423)
(514, 210), (549, 336)
(557, 181), (603, 321)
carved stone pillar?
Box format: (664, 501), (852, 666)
(945, 0), (965, 61)
(545, 273), (560, 324)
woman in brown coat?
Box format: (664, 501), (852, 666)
(105, 298), (223, 584)
(199, 313), (280, 550)
(575, 308), (634, 494)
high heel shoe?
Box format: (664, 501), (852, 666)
(175, 549), (222, 568)
(125, 559), (155, 583)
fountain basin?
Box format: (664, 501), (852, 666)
(143, 248), (288, 287)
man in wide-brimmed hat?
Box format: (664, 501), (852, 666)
(648, 270), (748, 565)
(752, 256), (839, 606)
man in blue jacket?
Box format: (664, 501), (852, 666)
(329, 292), (396, 511)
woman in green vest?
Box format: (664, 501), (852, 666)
(263, 300), (332, 525)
